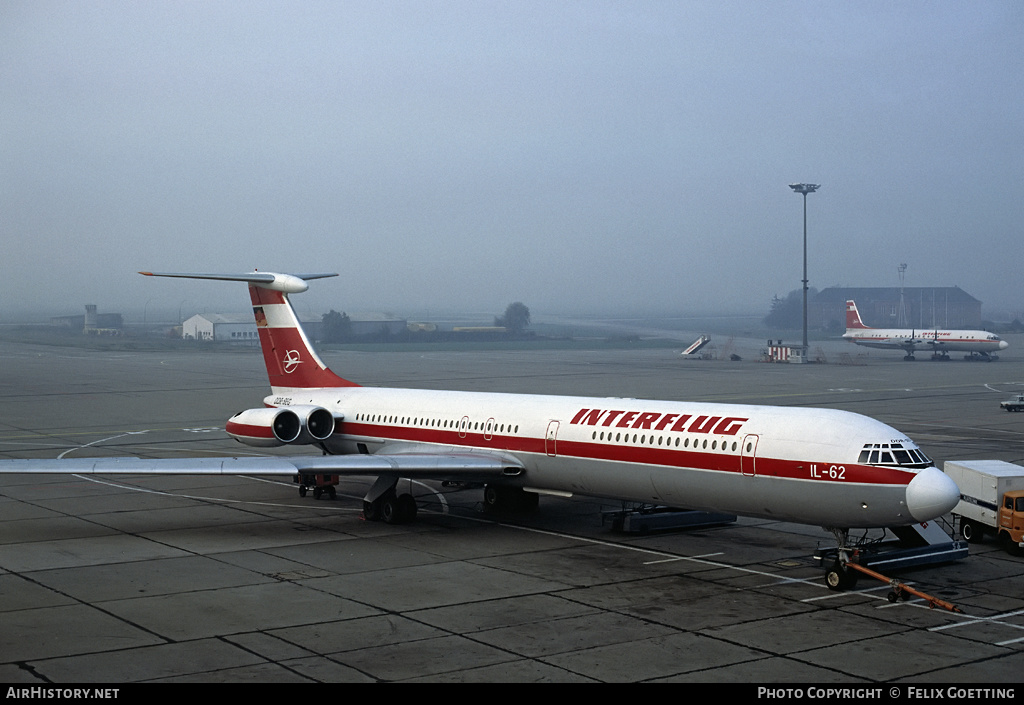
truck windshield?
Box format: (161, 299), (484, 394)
(857, 442), (932, 469)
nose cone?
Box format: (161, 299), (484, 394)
(906, 467), (960, 522)
(1000, 340), (1009, 350)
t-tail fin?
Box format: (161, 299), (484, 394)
(845, 300), (871, 330)
(140, 270), (358, 391)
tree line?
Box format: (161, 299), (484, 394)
(320, 302), (531, 343)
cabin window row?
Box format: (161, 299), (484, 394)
(354, 413), (519, 435)
(589, 429), (743, 453)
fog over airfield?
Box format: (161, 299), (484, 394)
(2, 1), (1022, 322)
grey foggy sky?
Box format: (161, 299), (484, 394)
(2, 1), (1022, 321)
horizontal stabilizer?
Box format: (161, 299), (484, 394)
(143, 269), (354, 389)
(139, 271), (337, 293)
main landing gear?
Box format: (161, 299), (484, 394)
(482, 484), (539, 513)
(901, 351), (955, 361)
(361, 477), (418, 525)
(359, 480), (539, 525)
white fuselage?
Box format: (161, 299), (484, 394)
(269, 384), (949, 529)
(843, 328), (1007, 355)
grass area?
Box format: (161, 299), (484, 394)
(0, 326), (228, 352)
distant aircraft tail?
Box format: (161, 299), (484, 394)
(845, 300), (872, 331)
(141, 271), (359, 391)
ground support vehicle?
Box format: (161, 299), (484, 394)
(294, 472), (339, 499)
(945, 460), (1024, 554)
(1000, 394), (1024, 412)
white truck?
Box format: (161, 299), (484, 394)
(1000, 393), (1024, 412)
(945, 460), (1024, 554)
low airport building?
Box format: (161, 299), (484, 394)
(182, 313), (263, 341)
(181, 312), (406, 341)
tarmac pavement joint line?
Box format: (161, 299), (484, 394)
(70, 461), (974, 611)
(72, 473), (362, 514)
(57, 431), (150, 459)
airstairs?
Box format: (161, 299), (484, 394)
(680, 335), (710, 358)
(815, 519), (968, 572)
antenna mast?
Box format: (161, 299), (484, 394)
(897, 263), (908, 327)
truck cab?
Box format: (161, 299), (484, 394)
(999, 490), (1024, 553)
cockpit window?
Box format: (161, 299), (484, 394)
(858, 442), (931, 469)
(892, 449), (912, 465)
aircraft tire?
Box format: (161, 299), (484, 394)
(380, 493), (402, 524)
(483, 485), (538, 513)
(380, 492), (417, 525)
(825, 560), (858, 591)
(483, 484), (506, 511)
(397, 493), (417, 523)
(363, 499), (380, 522)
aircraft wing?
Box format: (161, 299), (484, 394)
(0, 448), (524, 481)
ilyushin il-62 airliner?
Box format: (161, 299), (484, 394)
(0, 271), (961, 588)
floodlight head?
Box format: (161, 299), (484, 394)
(789, 183), (820, 195)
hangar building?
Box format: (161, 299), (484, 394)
(811, 287), (982, 332)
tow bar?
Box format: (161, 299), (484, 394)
(844, 552), (962, 613)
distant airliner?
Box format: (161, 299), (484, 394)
(843, 299), (1008, 361)
(0, 272), (961, 589)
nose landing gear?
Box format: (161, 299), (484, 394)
(819, 527), (963, 612)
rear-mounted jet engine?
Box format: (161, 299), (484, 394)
(226, 405), (335, 447)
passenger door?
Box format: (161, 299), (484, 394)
(740, 434), (759, 476)
(545, 420), (559, 457)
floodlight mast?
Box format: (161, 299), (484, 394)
(789, 183), (820, 355)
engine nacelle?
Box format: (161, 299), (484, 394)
(225, 405), (335, 447)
